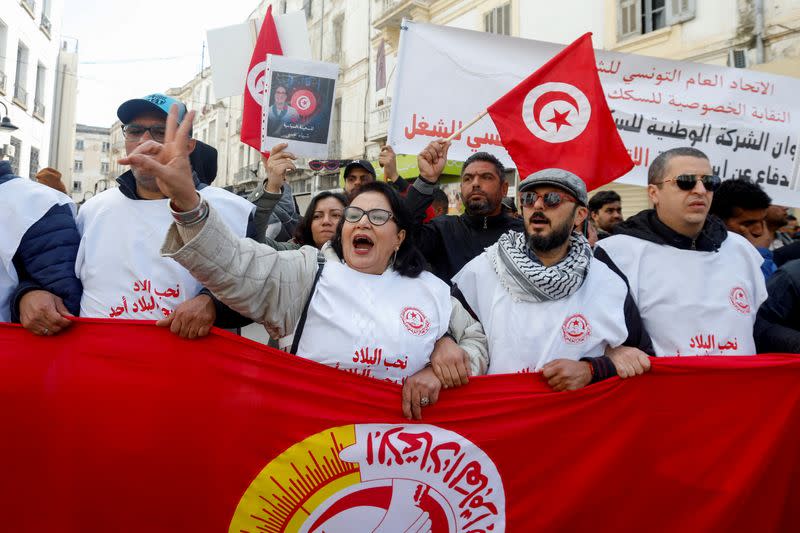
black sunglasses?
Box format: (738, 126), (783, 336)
(343, 206), (395, 226)
(661, 174), (721, 192)
(519, 191), (577, 209)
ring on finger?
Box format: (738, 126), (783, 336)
(420, 397), (430, 407)
(42, 327), (49, 335)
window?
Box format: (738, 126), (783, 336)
(9, 136), (21, 175)
(208, 119), (217, 142)
(34, 62), (45, 118)
(75, 139), (84, 150)
(14, 41), (29, 108)
(304, 0), (313, 19)
(101, 141), (110, 152)
(72, 181), (82, 193)
(41, 0), (52, 36)
(205, 85), (211, 105)
(0, 20), (7, 93)
(618, 0), (696, 40)
(484, 4), (511, 36)
(29, 147), (39, 178)
(101, 162), (109, 174)
(74, 160), (83, 172)
(331, 16), (344, 63)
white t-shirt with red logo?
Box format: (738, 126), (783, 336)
(452, 252), (629, 374)
(595, 232), (766, 356)
(76, 186), (254, 320)
(295, 261), (451, 384)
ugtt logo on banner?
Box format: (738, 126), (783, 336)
(229, 424), (506, 532)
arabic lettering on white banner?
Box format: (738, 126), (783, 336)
(389, 21), (800, 206)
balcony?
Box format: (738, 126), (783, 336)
(373, 0), (431, 30)
(20, 0), (35, 18)
(40, 14), (51, 38)
(234, 165), (258, 184)
(13, 84), (28, 110)
(0, 71), (6, 95)
(367, 100), (392, 141)
(33, 100), (45, 121)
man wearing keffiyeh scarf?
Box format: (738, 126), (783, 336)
(452, 169), (654, 391)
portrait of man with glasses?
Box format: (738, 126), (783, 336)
(595, 147), (767, 357)
(73, 93), (257, 339)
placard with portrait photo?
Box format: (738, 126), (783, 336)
(261, 55), (339, 158)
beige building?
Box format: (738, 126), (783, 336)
(71, 123), (111, 203)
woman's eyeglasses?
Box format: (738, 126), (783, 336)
(519, 191), (577, 209)
(660, 174), (722, 192)
(343, 206), (395, 226)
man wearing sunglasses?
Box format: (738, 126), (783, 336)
(72, 93), (257, 339)
(595, 147), (767, 356)
(452, 169), (652, 391)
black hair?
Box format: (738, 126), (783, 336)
(431, 188), (449, 212)
(789, 215), (798, 222)
(293, 190), (349, 247)
(709, 179), (772, 221)
(462, 151), (505, 181)
(331, 181), (427, 278)
(648, 147), (709, 184)
(587, 190), (621, 213)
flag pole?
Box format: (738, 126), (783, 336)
(445, 109), (488, 142)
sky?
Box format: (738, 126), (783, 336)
(62, 0), (260, 127)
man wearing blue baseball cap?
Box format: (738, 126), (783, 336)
(73, 94), (257, 338)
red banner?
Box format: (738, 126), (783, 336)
(1, 319), (799, 532)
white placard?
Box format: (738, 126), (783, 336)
(261, 55), (339, 158)
(390, 21), (800, 207)
(206, 12), (312, 100)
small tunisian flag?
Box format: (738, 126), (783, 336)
(487, 33), (633, 190)
(241, 5), (283, 153)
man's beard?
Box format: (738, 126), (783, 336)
(132, 168), (160, 193)
(526, 213), (574, 252)
(465, 194), (494, 216)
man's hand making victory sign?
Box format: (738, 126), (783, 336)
(118, 104), (199, 212)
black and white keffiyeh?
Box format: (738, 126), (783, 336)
(488, 230), (592, 303)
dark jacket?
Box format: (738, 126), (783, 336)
(248, 181), (299, 244)
(405, 177), (523, 282)
(608, 209), (729, 251)
(754, 259), (800, 353)
(1, 161), (83, 320)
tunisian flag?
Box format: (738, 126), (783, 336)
(241, 5), (283, 153)
(2, 319), (800, 532)
(487, 33), (633, 190)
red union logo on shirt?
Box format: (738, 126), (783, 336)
(562, 313), (591, 344)
(729, 287), (751, 314)
(402, 306), (431, 336)
(522, 82), (592, 143)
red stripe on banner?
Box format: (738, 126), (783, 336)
(1, 319), (799, 532)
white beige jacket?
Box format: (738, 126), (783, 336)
(161, 205), (488, 375)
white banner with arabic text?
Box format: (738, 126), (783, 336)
(389, 21), (800, 207)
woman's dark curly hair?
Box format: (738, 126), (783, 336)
(293, 190), (349, 247)
(331, 181), (426, 278)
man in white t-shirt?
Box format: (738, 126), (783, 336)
(453, 169), (652, 391)
(76, 93), (256, 338)
(595, 147), (767, 356)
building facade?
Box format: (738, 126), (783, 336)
(70, 123), (111, 203)
(0, 0), (71, 179)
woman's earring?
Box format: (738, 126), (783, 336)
(392, 248), (398, 266)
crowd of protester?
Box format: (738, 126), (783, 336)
(3, 93), (798, 419)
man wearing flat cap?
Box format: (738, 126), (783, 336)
(73, 93), (256, 338)
(452, 168), (653, 391)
